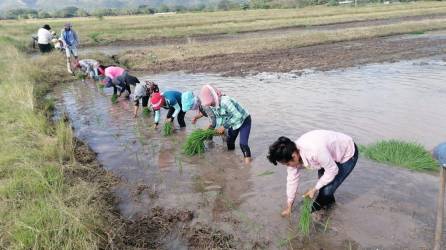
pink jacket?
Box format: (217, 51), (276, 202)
(104, 66), (125, 79)
(286, 130), (355, 204)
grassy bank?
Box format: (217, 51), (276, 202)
(360, 140), (438, 172)
(2, 2), (446, 46)
(0, 40), (111, 248)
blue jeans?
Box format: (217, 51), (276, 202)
(227, 115), (251, 158)
(312, 144), (358, 212)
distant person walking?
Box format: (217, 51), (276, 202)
(60, 23), (79, 74)
(37, 24), (53, 53)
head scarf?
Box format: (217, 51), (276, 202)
(150, 92), (165, 110)
(181, 91), (199, 112)
(199, 84), (222, 107)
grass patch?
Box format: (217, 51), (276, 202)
(298, 197), (313, 237)
(0, 37), (110, 249)
(163, 122), (173, 136)
(182, 129), (217, 156)
(360, 140), (438, 171)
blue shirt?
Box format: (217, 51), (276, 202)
(61, 29), (79, 47)
(154, 91), (183, 124)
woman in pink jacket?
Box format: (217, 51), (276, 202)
(267, 130), (358, 217)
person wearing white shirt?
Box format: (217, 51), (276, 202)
(37, 24), (53, 53)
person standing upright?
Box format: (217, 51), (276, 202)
(60, 23), (80, 74)
(37, 24), (53, 53)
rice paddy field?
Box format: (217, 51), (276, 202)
(2, 2), (446, 249)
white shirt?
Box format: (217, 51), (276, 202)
(37, 28), (52, 44)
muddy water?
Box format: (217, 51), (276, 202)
(55, 58), (446, 249)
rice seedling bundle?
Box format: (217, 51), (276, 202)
(163, 122), (173, 136)
(182, 129), (217, 156)
(299, 197), (313, 237)
(142, 107), (151, 117)
(97, 83), (105, 90)
(111, 94), (118, 103)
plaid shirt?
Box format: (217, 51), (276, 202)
(211, 96), (249, 130)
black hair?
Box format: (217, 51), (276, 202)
(43, 24), (51, 30)
(267, 136), (298, 165)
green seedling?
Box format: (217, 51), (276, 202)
(257, 170), (275, 177)
(182, 129), (217, 156)
(298, 197), (313, 237)
(142, 107), (151, 117)
(163, 122), (173, 136)
(111, 94), (118, 104)
(97, 83), (105, 90)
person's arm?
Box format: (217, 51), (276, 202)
(314, 150), (339, 191)
(282, 167), (301, 217)
(154, 110), (160, 126)
(170, 103), (181, 119)
(192, 112), (204, 124)
(133, 99), (140, 118)
(205, 108), (217, 129)
(73, 30), (79, 47)
(59, 30), (67, 47)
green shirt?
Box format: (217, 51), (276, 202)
(211, 96), (249, 130)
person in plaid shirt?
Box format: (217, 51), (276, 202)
(199, 85), (252, 164)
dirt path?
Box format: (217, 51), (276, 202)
(134, 30), (446, 76)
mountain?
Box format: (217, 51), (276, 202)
(0, 0), (235, 11)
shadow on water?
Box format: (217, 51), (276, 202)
(55, 57), (446, 249)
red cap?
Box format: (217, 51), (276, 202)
(150, 93), (164, 110)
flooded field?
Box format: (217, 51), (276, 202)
(55, 58), (446, 249)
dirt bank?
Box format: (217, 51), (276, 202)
(130, 31), (446, 76)
(85, 13), (446, 48)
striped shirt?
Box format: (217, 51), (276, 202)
(211, 96), (249, 130)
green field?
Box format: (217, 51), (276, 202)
(2, 2), (446, 47)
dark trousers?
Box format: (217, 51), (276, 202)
(227, 115), (251, 158)
(112, 84), (131, 96)
(133, 96), (149, 107)
(38, 43), (52, 53)
(312, 144), (358, 212)
(166, 107), (186, 127)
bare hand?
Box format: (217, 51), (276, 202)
(303, 187), (317, 199)
(215, 127), (225, 135)
(281, 206), (292, 217)
(191, 117), (198, 124)
(165, 118), (172, 123)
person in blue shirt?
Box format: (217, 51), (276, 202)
(60, 23), (80, 74)
(150, 91), (186, 128)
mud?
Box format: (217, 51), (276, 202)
(81, 13), (446, 51)
(56, 57), (446, 249)
(138, 31), (446, 76)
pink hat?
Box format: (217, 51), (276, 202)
(199, 84), (222, 107)
(150, 93), (164, 110)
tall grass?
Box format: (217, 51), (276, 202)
(360, 140), (438, 172)
(0, 40), (107, 249)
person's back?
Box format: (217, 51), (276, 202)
(104, 66), (125, 79)
(37, 24), (53, 53)
(163, 91), (182, 107)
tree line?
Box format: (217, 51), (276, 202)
(0, 0), (400, 20)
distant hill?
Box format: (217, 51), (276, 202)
(0, 0), (237, 11)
